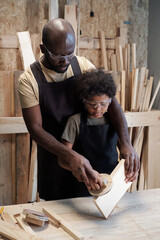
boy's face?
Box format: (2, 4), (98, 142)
(84, 94), (111, 119)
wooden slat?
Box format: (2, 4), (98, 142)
(99, 30), (108, 70)
(93, 160), (132, 219)
(0, 117), (28, 134)
(0, 71), (12, 205)
(0, 34), (116, 50)
(49, 0), (58, 20)
(28, 140), (37, 202)
(125, 111), (160, 127)
(0, 35), (18, 48)
(64, 5), (78, 48)
(43, 207), (84, 240)
(17, 31), (35, 70)
(0, 219), (43, 240)
(110, 54), (117, 71)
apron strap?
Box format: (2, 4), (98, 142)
(71, 56), (82, 76)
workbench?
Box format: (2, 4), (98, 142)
(0, 188), (160, 240)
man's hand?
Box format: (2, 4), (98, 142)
(58, 148), (101, 189)
(120, 143), (140, 182)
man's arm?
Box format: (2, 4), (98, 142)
(22, 104), (100, 187)
(108, 97), (140, 182)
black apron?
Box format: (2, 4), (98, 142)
(30, 57), (85, 200)
(63, 111), (119, 198)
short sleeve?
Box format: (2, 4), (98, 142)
(61, 114), (81, 144)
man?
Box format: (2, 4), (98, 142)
(18, 18), (139, 200)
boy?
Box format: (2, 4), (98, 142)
(62, 69), (118, 195)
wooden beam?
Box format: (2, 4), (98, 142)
(93, 160), (132, 219)
(49, 0), (58, 20)
(43, 207), (84, 240)
(99, 30), (108, 70)
(0, 117), (28, 134)
(125, 111), (160, 127)
(0, 34), (116, 50)
(0, 35), (18, 48)
(17, 31), (35, 70)
(0, 219), (43, 240)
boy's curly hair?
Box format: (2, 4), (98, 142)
(76, 68), (117, 100)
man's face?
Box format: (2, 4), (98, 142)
(42, 34), (75, 73)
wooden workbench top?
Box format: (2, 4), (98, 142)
(1, 188), (160, 240)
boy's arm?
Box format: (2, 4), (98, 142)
(108, 98), (140, 182)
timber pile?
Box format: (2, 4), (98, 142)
(105, 30), (160, 191)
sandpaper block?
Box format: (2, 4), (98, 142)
(93, 159), (132, 219)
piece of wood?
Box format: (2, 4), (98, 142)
(99, 30), (108, 70)
(28, 140), (37, 202)
(131, 68), (139, 111)
(17, 31), (35, 70)
(115, 37), (122, 71)
(0, 117), (28, 134)
(93, 160), (132, 219)
(1, 212), (16, 226)
(49, 0), (58, 20)
(110, 54), (117, 71)
(16, 215), (35, 234)
(64, 5), (78, 50)
(136, 67), (146, 110)
(121, 70), (126, 111)
(24, 215), (45, 227)
(0, 35), (18, 48)
(0, 219), (43, 240)
(132, 43), (136, 70)
(79, 36), (115, 49)
(23, 209), (48, 221)
(43, 207), (84, 240)
(124, 110), (160, 127)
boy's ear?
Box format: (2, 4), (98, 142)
(40, 44), (45, 54)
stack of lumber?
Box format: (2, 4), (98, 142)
(107, 31), (160, 191)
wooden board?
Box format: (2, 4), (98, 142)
(1, 188), (160, 239)
(17, 31), (35, 70)
(0, 219), (43, 240)
(93, 160), (132, 219)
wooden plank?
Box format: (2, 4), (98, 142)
(0, 117), (28, 134)
(79, 37), (115, 49)
(1, 212), (16, 226)
(64, 5), (78, 49)
(132, 43), (136, 70)
(93, 160), (132, 219)
(99, 30), (108, 70)
(136, 67), (146, 110)
(16, 215), (35, 234)
(131, 68), (139, 111)
(16, 133), (30, 204)
(0, 34), (116, 50)
(124, 111), (160, 127)
(49, 0), (58, 20)
(110, 54), (117, 71)
(121, 70), (126, 111)
(0, 35), (18, 48)
(0, 71), (12, 205)
(43, 207), (84, 240)
(17, 31), (35, 70)
(148, 125), (160, 189)
(0, 219), (43, 240)
(28, 140), (37, 202)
